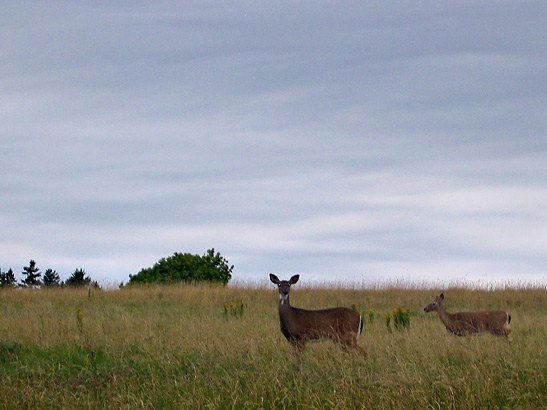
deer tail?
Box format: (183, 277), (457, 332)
(357, 316), (363, 339)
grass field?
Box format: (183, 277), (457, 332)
(0, 283), (545, 409)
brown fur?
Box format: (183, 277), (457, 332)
(270, 274), (366, 356)
(424, 293), (511, 337)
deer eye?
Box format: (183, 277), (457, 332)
(288, 284), (291, 287)
(277, 284), (281, 287)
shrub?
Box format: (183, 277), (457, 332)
(385, 307), (411, 332)
(222, 301), (246, 318)
(128, 248), (233, 285)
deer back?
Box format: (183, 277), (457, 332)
(280, 305), (361, 341)
(446, 310), (510, 335)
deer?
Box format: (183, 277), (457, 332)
(423, 293), (512, 337)
(269, 274), (366, 356)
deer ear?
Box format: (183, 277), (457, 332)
(289, 274), (300, 284)
(439, 293), (444, 301)
(269, 273), (280, 284)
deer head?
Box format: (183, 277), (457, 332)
(269, 273), (299, 299)
(424, 293), (444, 312)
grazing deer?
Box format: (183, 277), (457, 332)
(269, 274), (366, 356)
(424, 293), (511, 337)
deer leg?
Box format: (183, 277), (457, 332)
(340, 335), (367, 358)
(446, 327), (464, 336)
(492, 327), (512, 337)
(348, 343), (367, 358)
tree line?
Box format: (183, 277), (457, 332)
(0, 260), (99, 289)
(1, 249), (233, 289)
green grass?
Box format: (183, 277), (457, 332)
(0, 284), (545, 409)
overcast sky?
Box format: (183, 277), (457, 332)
(1, 1), (546, 287)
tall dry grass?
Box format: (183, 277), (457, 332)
(0, 283), (545, 409)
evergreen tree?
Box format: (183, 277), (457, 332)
(21, 260), (42, 287)
(0, 268), (17, 288)
(65, 268), (91, 287)
(42, 269), (61, 287)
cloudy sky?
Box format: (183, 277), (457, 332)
(1, 1), (545, 287)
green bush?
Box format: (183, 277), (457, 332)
(222, 301), (246, 318)
(385, 307), (411, 332)
(128, 248), (233, 285)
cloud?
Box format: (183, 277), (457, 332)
(1, 1), (545, 287)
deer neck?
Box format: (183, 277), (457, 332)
(278, 294), (297, 323)
(277, 294), (296, 339)
(278, 293), (292, 311)
(437, 305), (454, 329)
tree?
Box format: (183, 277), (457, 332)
(0, 268), (17, 288)
(42, 269), (61, 287)
(21, 260), (42, 287)
(65, 268), (91, 287)
(128, 248), (233, 285)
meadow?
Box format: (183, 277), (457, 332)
(0, 283), (545, 409)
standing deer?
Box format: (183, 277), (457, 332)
(269, 274), (366, 356)
(424, 293), (511, 337)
